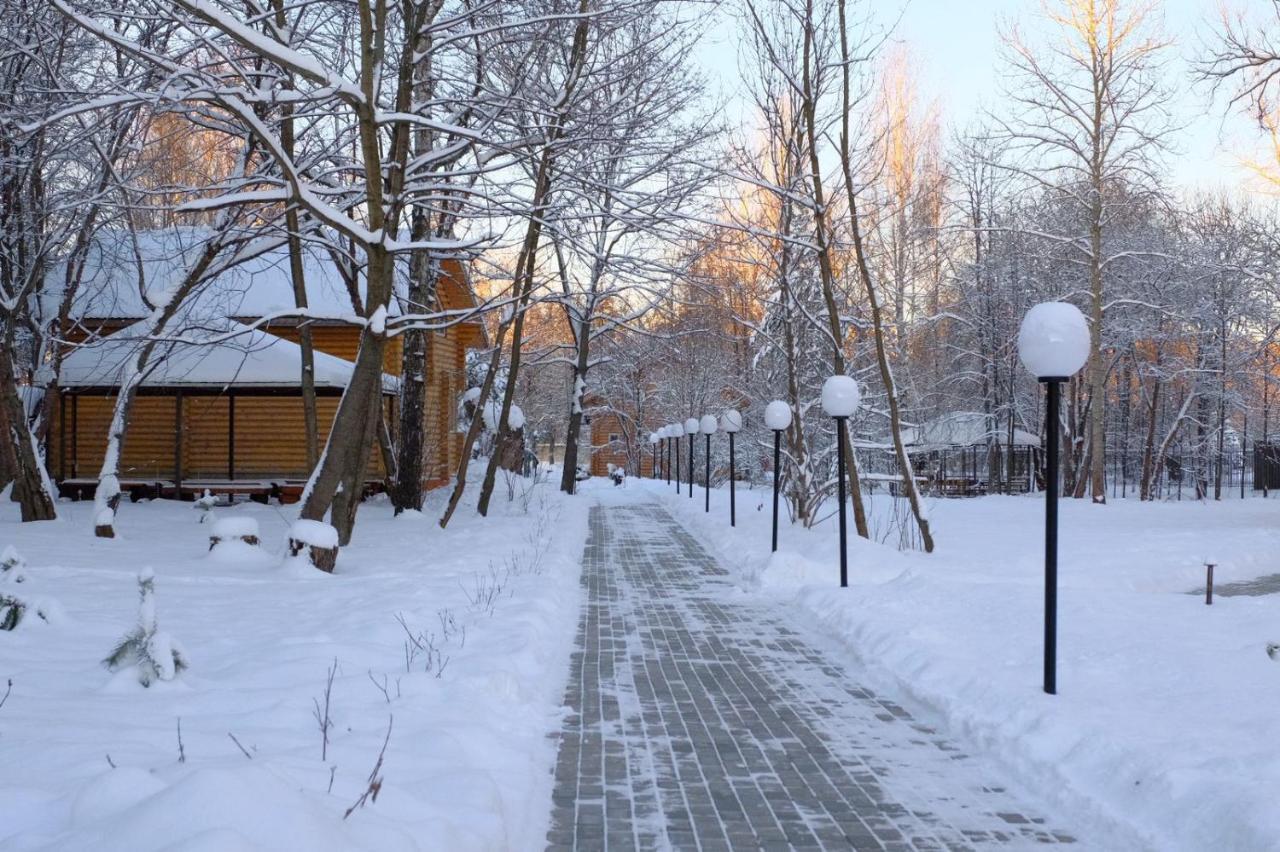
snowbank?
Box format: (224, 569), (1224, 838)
(0, 481), (589, 850)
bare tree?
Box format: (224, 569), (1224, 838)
(995, 0), (1172, 503)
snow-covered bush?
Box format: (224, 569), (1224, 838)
(103, 569), (188, 687)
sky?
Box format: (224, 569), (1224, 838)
(696, 0), (1270, 197)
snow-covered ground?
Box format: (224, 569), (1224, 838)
(0, 476), (588, 851)
(644, 475), (1280, 851)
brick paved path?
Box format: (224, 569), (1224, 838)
(546, 502), (1082, 851)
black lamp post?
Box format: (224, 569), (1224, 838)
(685, 418), (698, 499)
(700, 415), (716, 512)
(1018, 302), (1090, 696)
(720, 410), (743, 526)
(764, 401), (792, 551)
(665, 426), (673, 484)
(649, 432), (658, 479)
(673, 424), (681, 491)
(822, 375), (860, 589)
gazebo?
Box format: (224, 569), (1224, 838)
(53, 322), (397, 503)
(903, 412), (1041, 496)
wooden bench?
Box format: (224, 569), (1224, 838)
(163, 481), (275, 505)
(270, 479), (387, 506)
(57, 478), (171, 503)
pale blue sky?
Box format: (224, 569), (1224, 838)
(895, 0), (1254, 192)
(696, 0), (1267, 195)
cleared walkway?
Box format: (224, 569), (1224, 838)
(546, 501), (1082, 851)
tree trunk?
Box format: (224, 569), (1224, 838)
(1140, 377), (1161, 501)
(477, 0), (591, 516)
(0, 342), (55, 521)
(799, 0), (868, 540)
(559, 321), (591, 494)
(836, 0), (931, 551)
(439, 319), (512, 528)
(298, 317), (388, 545)
(391, 253), (436, 513)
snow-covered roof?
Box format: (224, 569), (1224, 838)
(904, 412), (1040, 449)
(59, 321), (397, 392)
(54, 229), (484, 333)
(52, 229), (371, 323)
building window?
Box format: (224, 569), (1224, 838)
(609, 433), (619, 444)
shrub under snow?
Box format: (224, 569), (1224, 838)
(0, 546), (60, 630)
(103, 569), (188, 687)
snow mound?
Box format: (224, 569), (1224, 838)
(289, 520), (338, 549)
(211, 517), (259, 540)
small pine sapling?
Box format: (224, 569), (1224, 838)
(1, 546), (26, 583)
(103, 569), (189, 686)
(193, 490), (218, 523)
(0, 547), (55, 631)
(0, 595), (25, 631)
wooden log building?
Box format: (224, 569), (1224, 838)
(51, 232), (484, 502)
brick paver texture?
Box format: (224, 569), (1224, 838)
(546, 502), (1082, 851)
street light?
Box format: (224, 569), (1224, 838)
(700, 414), (717, 513)
(663, 424), (673, 484)
(648, 432), (658, 479)
(684, 417), (699, 498)
(822, 375), (861, 588)
(669, 424), (680, 490)
(720, 410), (743, 526)
(1018, 301), (1090, 696)
(764, 400), (792, 551)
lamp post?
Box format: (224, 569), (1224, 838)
(720, 410), (743, 526)
(822, 375), (861, 588)
(671, 424), (681, 491)
(1017, 301), (1090, 696)
(648, 432), (658, 479)
(684, 418), (698, 498)
(664, 425), (673, 484)
(700, 415), (717, 512)
(764, 401), (792, 551)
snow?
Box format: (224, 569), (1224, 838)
(698, 414), (717, 434)
(481, 401), (500, 431)
(0, 481), (590, 850)
(644, 477), (1280, 851)
(210, 517), (259, 541)
(288, 519), (339, 549)
(59, 321), (398, 392)
(719, 409), (742, 433)
(1017, 302), (1091, 379)
(820, 374), (860, 417)
(683, 417), (698, 434)
(507, 404), (525, 431)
